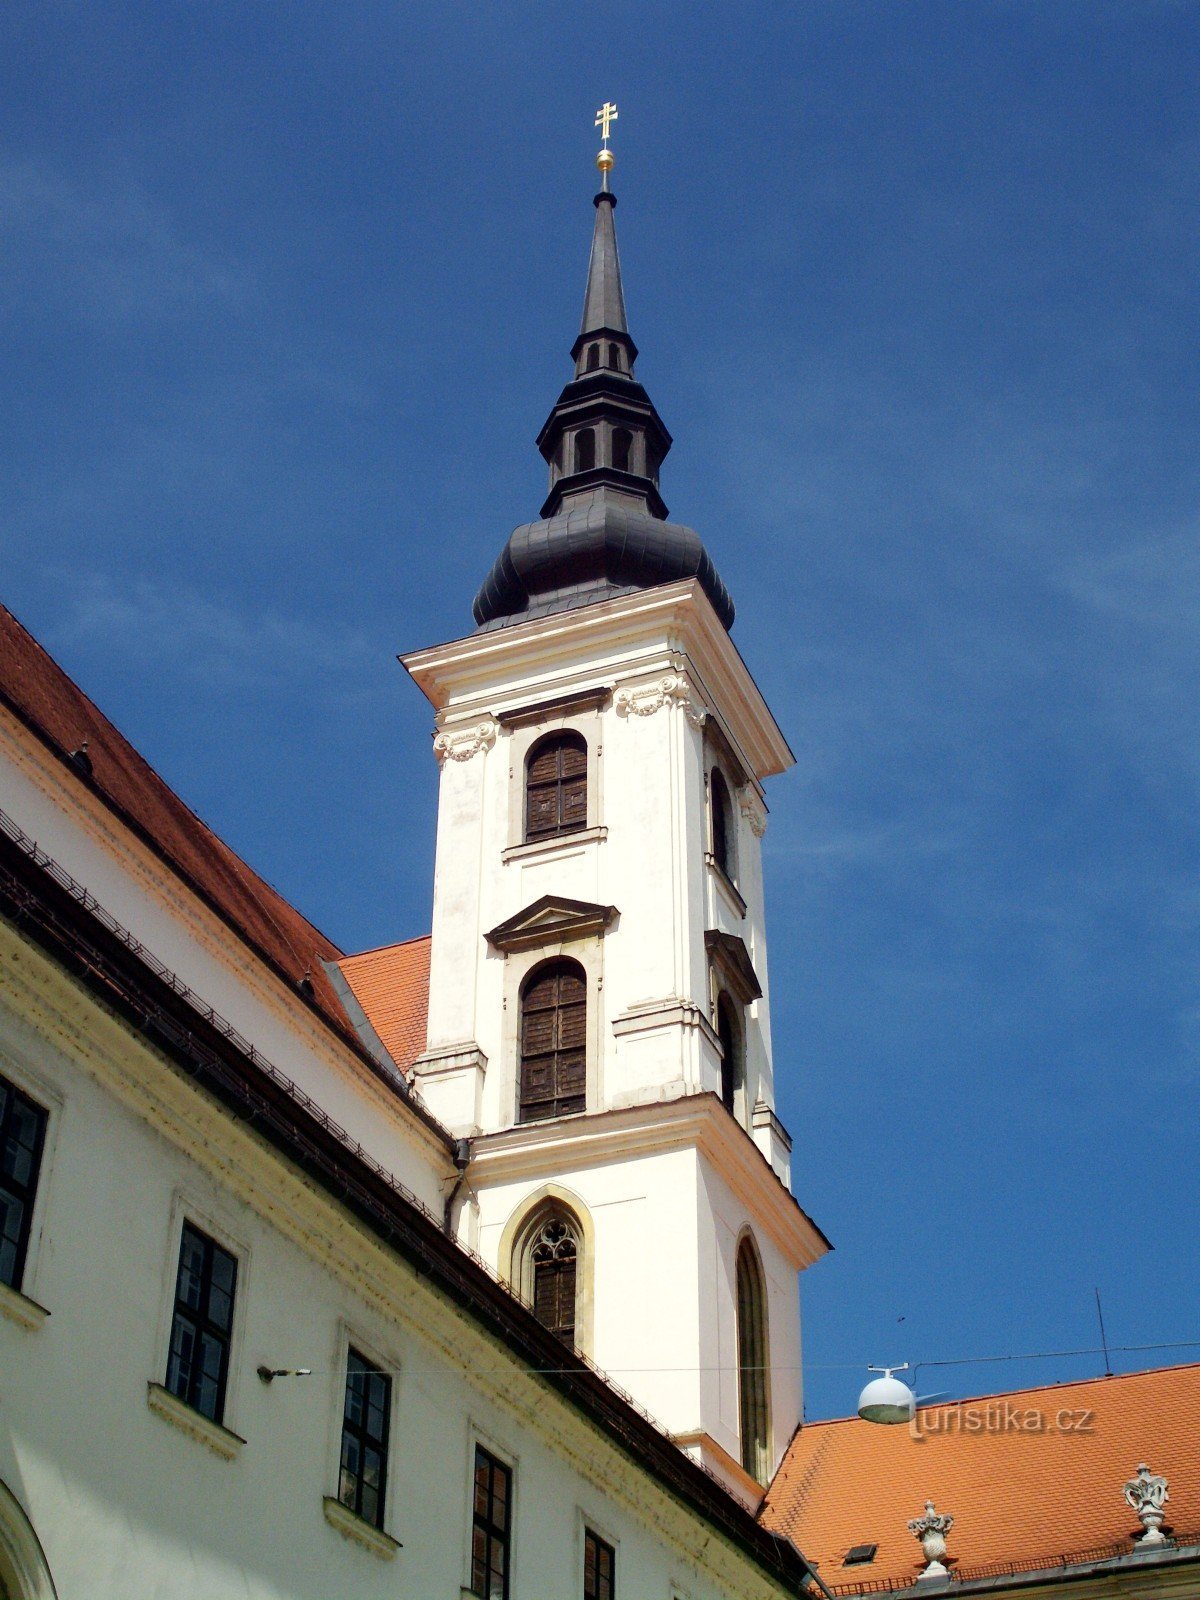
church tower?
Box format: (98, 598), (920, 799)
(402, 118), (828, 1503)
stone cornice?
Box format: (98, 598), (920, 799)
(470, 1093), (830, 1270)
(400, 581), (793, 782)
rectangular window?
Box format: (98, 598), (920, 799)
(338, 1347), (391, 1528)
(471, 1445), (512, 1599)
(165, 1221), (237, 1422)
(0, 1071), (49, 1293)
(584, 1528), (615, 1600)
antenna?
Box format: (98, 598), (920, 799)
(1095, 1287), (1113, 1377)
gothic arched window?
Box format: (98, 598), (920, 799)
(710, 768), (735, 881)
(519, 959), (586, 1122)
(611, 427), (632, 473)
(525, 731), (587, 842)
(736, 1236), (770, 1482)
(608, 342), (621, 370)
(531, 1213), (578, 1343)
(574, 428), (596, 473)
(717, 992), (741, 1115)
(586, 343), (600, 372)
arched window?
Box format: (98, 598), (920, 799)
(611, 427), (632, 473)
(710, 768), (735, 881)
(608, 342), (621, 370)
(574, 428), (596, 472)
(0, 1476), (59, 1599)
(530, 1212), (578, 1343)
(519, 959), (586, 1122)
(717, 992), (741, 1115)
(736, 1237), (770, 1482)
(525, 731), (587, 842)
(586, 343), (600, 371)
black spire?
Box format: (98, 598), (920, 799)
(472, 173), (734, 632)
(578, 188), (628, 341)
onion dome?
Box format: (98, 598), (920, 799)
(473, 166), (734, 632)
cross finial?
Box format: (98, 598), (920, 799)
(594, 101), (618, 189)
(595, 101), (618, 145)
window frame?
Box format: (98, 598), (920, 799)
(708, 767), (737, 885)
(735, 1232), (771, 1483)
(716, 992), (742, 1117)
(0, 1068), (50, 1297)
(517, 957), (588, 1124)
(164, 1218), (239, 1425)
(469, 1441), (514, 1600)
(584, 1525), (616, 1600)
(524, 730), (589, 844)
(337, 1344), (393, 1531)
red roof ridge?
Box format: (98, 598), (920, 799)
(795, 1357), (1200, 1428)
(341, 932), (433, 963)
(0, 598), (357, 1037)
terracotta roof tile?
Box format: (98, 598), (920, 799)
(0, 601), (356, 1043)
(337, 936), (430, 1072)
(761, 1364), (1200, 1588)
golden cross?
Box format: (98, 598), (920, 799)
(595, 101), (618, 145)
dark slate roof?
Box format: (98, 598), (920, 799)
(580, 191), (628, 337)
(472, 494), (735, 631)
(471, 182), (737, 636)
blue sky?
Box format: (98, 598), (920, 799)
(2, 2), (1197, 1421)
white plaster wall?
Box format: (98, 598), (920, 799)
(697, 1159), (804, 1481)
(420, 626), (781, 1136)
(0, 720), (450, 1216)
(474, 1145), (704, 1436)
(0, 991), (778, 1600)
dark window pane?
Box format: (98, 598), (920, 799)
(339, 1347), (390, 1528)
(471, 1447), (511, 1599)
(166, 1224), (236, 1422)
(0, 1075), (48, 1292)
(585, 1530), (616, 1600)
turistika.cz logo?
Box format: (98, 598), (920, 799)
(910, 1402), (1095, 1441)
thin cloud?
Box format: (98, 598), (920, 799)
(43, 573), (377, 695)
(0, 155), (250, 323)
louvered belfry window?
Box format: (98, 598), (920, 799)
(525, 732), (587, 842)
(531, 1215), (578, 1343)
(519, 959), (586, 1122)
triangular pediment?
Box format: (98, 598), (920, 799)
(485, 894), (618, 953)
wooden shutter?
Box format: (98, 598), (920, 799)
(519, 961), (587, 1122)
(525, 732), (588, 842)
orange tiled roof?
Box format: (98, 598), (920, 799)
(761, 1364), (1200, 1589)
(337, 935), (431, 1072)
(0, 601), (358, 1044)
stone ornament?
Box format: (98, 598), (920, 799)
(738, 786), (767, 838)
(1124, 1464), (1169, 1545)
(908, 1500), (954, 1580)
(433, 719), (499, 764)
(613, 674), (706, 728)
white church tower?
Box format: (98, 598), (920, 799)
(402, 121), (828, 1503)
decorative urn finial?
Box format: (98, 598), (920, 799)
(1124, 1464), (1169, 1545)
(908, 1500), (955, 1580)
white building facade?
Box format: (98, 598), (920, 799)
(0, 154), (827, 1599)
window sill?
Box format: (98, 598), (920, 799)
(502, 825), (607, 864)
(0, 1280), (50, 1330)
(146, 1382), (245, 1459)
(323, 1496), (401, 1558)
(705, 853), (747, 919)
